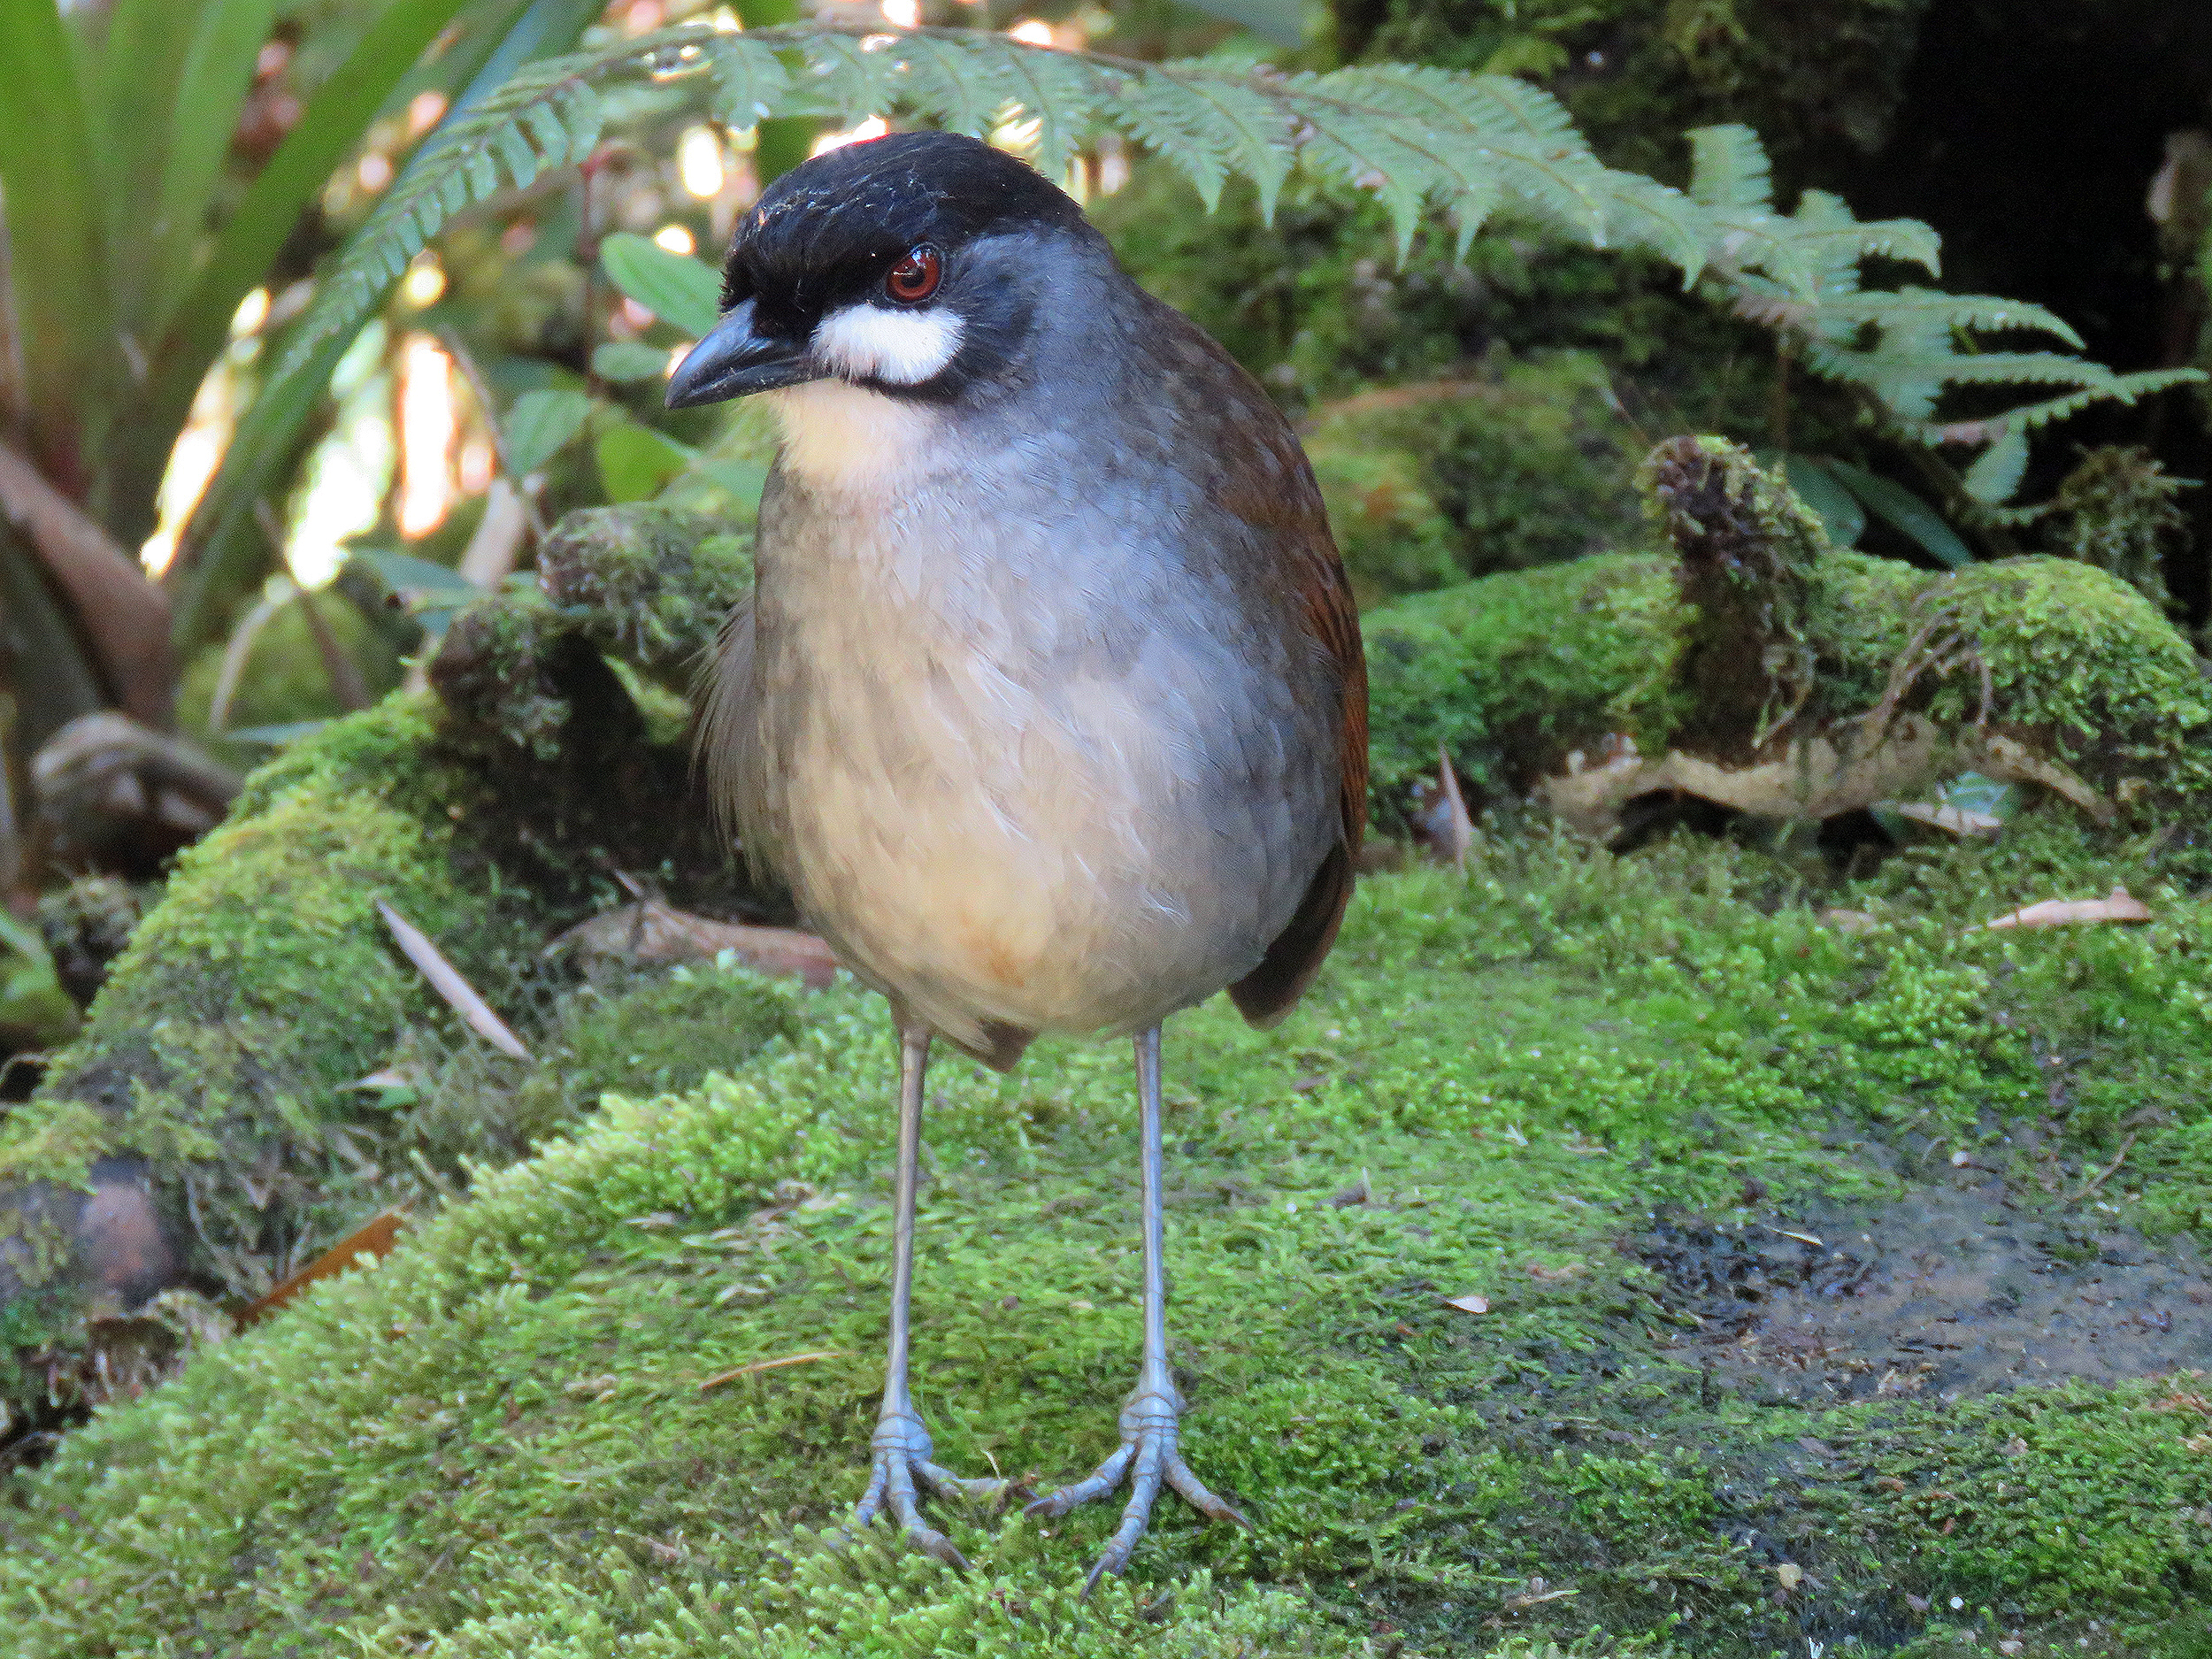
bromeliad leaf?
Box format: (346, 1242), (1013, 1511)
(1823, 460), (1974, 570)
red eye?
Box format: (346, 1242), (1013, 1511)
(885, 245), (942, 303)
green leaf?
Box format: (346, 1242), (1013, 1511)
(1773, 455), (1863, 549)
(692, 457), (770, 512)
(1938, 772), (2017, 823)
(0, 0), (116, 424)
(150, 0), (530, 549)
(167, 323), (355, 651)
(591, 341), (674, 383)
(595, 420), (695, 503)
(1177, 0), (1307, 47)
(503, 389), (595, 474)
(348, 547), (487, 601)
(601, 234), (724, 339)
(1823, 459), (1973, 569)
(1686, 124), (1771, 212)
(129, 0), (278, 342)
(220, 719), (333, 748)
(1962, 428), (2031, 506)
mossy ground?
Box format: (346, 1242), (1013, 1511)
(4, 817), (2210, 1656)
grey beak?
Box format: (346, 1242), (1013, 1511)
(664, 300), (819, 407)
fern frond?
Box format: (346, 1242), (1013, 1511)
(1819, 288), (2085, 349)
(295, 60), (603, 374)
(266, 22), (1715, 394)
(1702, 125), (2204, 505)
(1687, 123), (1771, 212)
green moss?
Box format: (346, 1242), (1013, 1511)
(1363, 552), (1686, 808)
(8, 827), (2212, 1654)
(0, 698), (490, 1292)
(534, 503), (754, 693)
(2035, 445), (2194, 607)
(1307, 351), (1649, 603)
(1919, 557), (2212, 787)
(1356, 0), (1932, 186)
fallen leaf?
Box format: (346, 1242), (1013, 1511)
(349, 1065), (419, 1093)
(1433, 741), (1473, 869)
(241, 1210), (407, 1326)
(1501, 1577), (1576, 1609)
(1442, 1293), (1489, 1314)
(1776, 1563), (1803, 1591)
(1820, 907), (1881, 934)
(1889, 800), (2001, 837)
(1978, 885), (2152, 932)
(554, 898), (838, 987)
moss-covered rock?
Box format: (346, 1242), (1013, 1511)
(1363, 442), (2212, 829)
(4, 824), (2212, 1655)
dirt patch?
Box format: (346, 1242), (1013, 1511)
(1635, 1181), (2212, 1403)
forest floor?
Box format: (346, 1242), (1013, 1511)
(2, 822), (2210, 1658)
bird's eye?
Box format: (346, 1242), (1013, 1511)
(885, 245), (942, 304)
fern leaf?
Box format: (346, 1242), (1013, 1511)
(698, 33), (789, 126)
(876, 31), (1005, 139)
(1687, 123), (1771, 212)
(1810, 288), (2080, 344)
(1149, 68), (1294, 220)
(1961, 427), (2031, 504)
(1981, 367), (2206, 434)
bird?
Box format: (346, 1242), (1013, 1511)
(666, 128), (1366, 1590)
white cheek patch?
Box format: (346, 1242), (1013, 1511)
(811, 303), (964, 386)
(768, 381), (948, 493)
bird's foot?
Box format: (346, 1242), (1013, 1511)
(851, 1408), (1011, 1570)
(1025, 1380), (1248, 1594)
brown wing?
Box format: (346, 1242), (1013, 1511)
(1213, 396), (1368, 1029)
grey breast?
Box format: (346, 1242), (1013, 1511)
(703, 258), (1342, 1043)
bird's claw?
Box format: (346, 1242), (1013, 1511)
(851, 1409), (1010, 1570)
(1025, 1381), (1247, 1594)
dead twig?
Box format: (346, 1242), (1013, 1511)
(375, 899), (533, 1061)
(2067, 1132), (2138, 1203)
(699, 1350), (845, 1391)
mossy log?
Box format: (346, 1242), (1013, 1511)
(1364, 437), (2212, 838)
(0, 506), (773, 1419)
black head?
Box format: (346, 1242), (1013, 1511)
(665, 131), (1103, 409)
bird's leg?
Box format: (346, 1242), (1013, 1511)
(852, 1025), (1006, 1567)
(1026, 1025), (1248, 1593)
